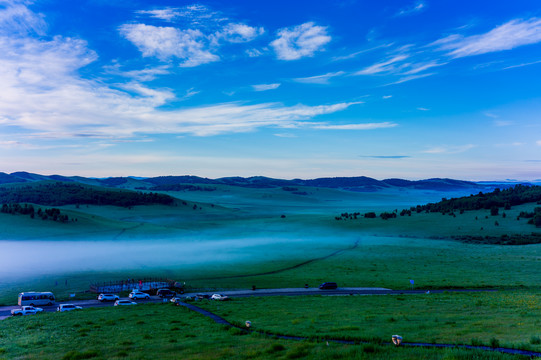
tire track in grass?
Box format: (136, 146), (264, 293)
(178, 302), (541, 358)
(190, 240), (359, 281)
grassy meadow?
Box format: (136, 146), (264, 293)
(1, 183), (541, 358)
(0, 302), (534, 360)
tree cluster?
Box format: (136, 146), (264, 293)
(409, 185), (541, 214)
(143, 184), (216, 192)
(1, 203), (72, 222)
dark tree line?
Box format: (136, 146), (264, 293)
(334, 185), (541, 228)
(1, 203), (72, 222)
(409, 185), (541, 214)
(0, 182), (175, 207)
(141, 184), (216, 192)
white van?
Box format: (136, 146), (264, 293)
(18, 292), (55, 306)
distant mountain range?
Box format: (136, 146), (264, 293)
(1, 171), (539, 192)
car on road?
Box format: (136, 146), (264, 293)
(11, 306), (43, 316)
(196, 293), (211, 300)
(156, 289), (176, 298)
(114, 300), (137, 306)
(129, 291), (150, 300)
(210, 294), (229, 301)
(172, 295), (194, 304)
(97, 293), (119, 302)
(319, 282), (338, 290)
(57, 304), (83, 312)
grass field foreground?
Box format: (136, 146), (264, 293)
(0, 302), (533, 360)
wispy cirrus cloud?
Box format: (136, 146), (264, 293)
(104, 64), (171, 81)
(252, 83), (281, 91)
(312, 122), (397, 130)
(293, 71), (345, 84)
(395, 1), (426, 17)
(0, 0), (46, 35)
(270, 22), (331, 60)
(135, 5), (217, 25)
(361, 155), (410, 159)
(354, 54), (409, 75)
(503, 59), (541, 70)
(423, 144), (475, 154)
(432, 18), (541, 58)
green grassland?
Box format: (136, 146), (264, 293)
(196, 291), (541, 349)
(1, 183), (541, 358)
(0, 302), (532, 360)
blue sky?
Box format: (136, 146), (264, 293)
(0, 0), (540, 180)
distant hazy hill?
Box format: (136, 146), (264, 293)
(0, 171), (536, 192)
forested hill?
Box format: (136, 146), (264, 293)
(412, 185), (541, 213)
(0, 182), (175, 207)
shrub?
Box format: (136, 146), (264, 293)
(531, 335), (541, 345)
(490, 337), (500, 348)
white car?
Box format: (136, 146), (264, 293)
(11, 306), (43, 316)
(129, 291), (150, 300)
(114, 300), (137, 306)
(210, 294), (229, 301)
(97, 293), (119, 302)
(57, 304), (82, 312)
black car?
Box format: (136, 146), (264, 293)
(319, 282), (338, 290)
(156, 289), (176, 298)
(196, 293), (211, 300)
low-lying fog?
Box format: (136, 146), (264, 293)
(0, 234), (357, 281)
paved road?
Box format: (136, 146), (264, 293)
(0, 287), (495, 320)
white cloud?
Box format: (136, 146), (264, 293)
(537, 140), (541, 146)
(312, 122), (397, 130)
(432, 18), (541, 58)
(104, 64), (170, 81)
(119, 23), (219, 67)
(0, 0), (46, 35)
(494, 120), (513, 127)
(136, 5), (215, 24)
(503, 59), (541, 70)
(246, 48), (263, 57)
(382, 95), (392, 99)
(417, 107), (429, 111)
(423, 144), (475, 154)
(136, 8), (180, 22)
(274, 133), (297, 138)
(271, 22), (331, 60)
(354, 54), (409, 75)
(395, 1), (426, 17)
(293, 71), (345, 84)
(0, 5), (364, 140)
(215, 23), (264, 43)
(252, 83), (281, 91)
(385, 73), (434, 86)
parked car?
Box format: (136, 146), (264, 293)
(195, 293), (211, 300)
(319, 282), (338, 290)
(174, 295), (194, 304)
(97, 293), (119, 302)
(114, 300), (137, 306)
(11, 306), (43, 316)
(129, 291), (150, 300)
(156, 289), (176, 298)
(57, 304), (82, 312)
(210, 294), (229, 301)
